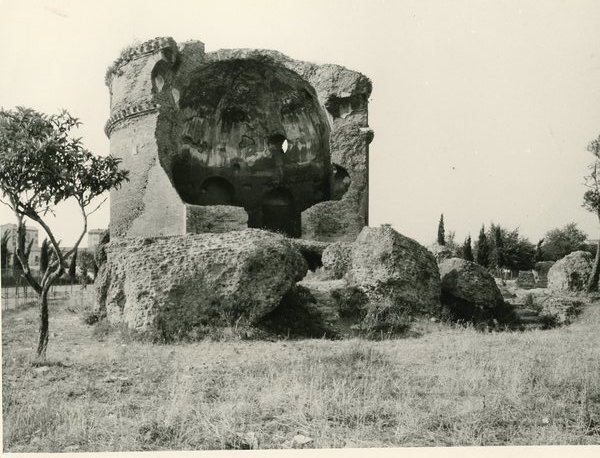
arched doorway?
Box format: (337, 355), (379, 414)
(199, 177), (235, 205)
(261, 188), (300, 237)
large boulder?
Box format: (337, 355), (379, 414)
(322, 242), (352, 279)
(438, 258), (513, 322)
(95, 229), (307, 339)
(348, 225), (442, 315)
(547, 251), (593, 292)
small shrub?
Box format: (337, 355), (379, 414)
(83, 312), (100, 326)
(92, 320), (114, 339)
(358, 300), (412, 339)
(538, 313), (559, 330)
(137, 420), (177, 448)
(331, 286), (369, 319)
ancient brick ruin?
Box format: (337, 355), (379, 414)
(105, 37), (373, 242)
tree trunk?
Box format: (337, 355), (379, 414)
(587, 238), (600, 292)
(36, 287), (50, 359)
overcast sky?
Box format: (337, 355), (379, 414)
(1, 0), (600, 247)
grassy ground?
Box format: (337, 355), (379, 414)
(3, 295), (600, 452)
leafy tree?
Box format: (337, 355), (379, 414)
(542, 223), (587, 262)
(462, 235), (474, 262)
(485, 224), (535, 272)
(486, 223), (504, 269)
(476, 225), (490, 267)
(583, 135), (600, 291)
(499, 228), (536, 272)
(0, 107), (128, 359)
(437, 214), (445, 245)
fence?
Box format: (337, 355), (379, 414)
(1, 268), (94, 311)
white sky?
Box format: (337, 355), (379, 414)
(1, 0), (600, 247)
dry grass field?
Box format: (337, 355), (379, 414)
(2, 294), (600, 452)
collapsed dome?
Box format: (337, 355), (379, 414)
(168, 58), (331, 237)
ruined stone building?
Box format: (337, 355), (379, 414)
(105, 37), (373, 242)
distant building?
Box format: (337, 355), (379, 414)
(87, 229), (106, 249)
(0, 223), (41, 269)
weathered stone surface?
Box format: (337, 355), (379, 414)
(95, 229), (307, 339)
(516, 270), (536, 289)
(536, 296), (584, 326)
(301, 200), (364, 242)
(438, 258), (512, 322)
(547, 251), (593, 291)
(106, 37), (372, 242)
(297, 278), (410, 338)
(322, 242), (352, 279)
(186, 205), (248, 233)
(348, 225), (442, 315)
(427, 243), (457, 263)
(289, 238), (330, 271)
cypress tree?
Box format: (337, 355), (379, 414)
(437, 214), (445, 245)
(39, 239), (49, 275)
(0, 232), (8, 269)
(68, 250), (78, 283)
(492, 224), (504, 269)
(476, 225), (490, 267)
(463, 235), (474, 262)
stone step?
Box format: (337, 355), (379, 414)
(519, 322), (544, 330)
(518, 315), (544, 324)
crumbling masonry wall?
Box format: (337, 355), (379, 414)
(105, 37), (373, 241)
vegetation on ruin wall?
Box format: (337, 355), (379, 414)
(3, 294), (600, 451)
(104, 41), (142, 86)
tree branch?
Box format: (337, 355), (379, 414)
(12, 213), (42, 294)
(64, 202), (88, 260)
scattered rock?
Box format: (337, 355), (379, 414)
(547, 251), (593, 292)
(322, 242), (352, 279)
(186, 205), (248, 234)
(536, 295), (584, 325)
(33, 366), (50, 375)
(438, 258), (514, 323)
(225, 432), (259, 450)
(348, 225), (442, 316)
(292, 434), (313, 448)
(301, 200), (365, 243)
(95, 229), (307, 340)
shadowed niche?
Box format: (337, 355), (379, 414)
(166, 58), (332, 236)
(261, 187), (300, 237)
